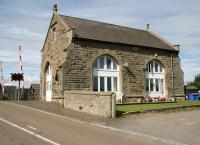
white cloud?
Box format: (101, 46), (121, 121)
(0, 0), (200, 87)
(0, 27), (44, 40)
(181, 57), (200, 83)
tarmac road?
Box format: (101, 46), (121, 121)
(0, 121), (49, 145)
(0, 101), (168, 145)
(108, 110), (200, 145)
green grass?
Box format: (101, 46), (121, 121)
(117, 101), (200, 113)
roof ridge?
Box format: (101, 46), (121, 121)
(55, 13), (178, 51)
(58, 14), (145, 32)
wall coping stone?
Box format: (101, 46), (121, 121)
(64, 90), (114, 96)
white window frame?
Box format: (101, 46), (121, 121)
(93, 56), (119, 93)
(148, 60), (163, 73)
(145, 60), (165, 98)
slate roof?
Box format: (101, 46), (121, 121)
(59, 14), (177, 51)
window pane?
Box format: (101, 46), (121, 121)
(155, 62), (158, 72)
(160, 65), (163, 72)
(93, 60), (98, 68)
(93, 76), (98, 91)
(53, 28), (56, 41)
(150, 79), (153, 91)
(107, 77), (111, 91)
(146, 79), (149, 91)
(155, 79), (159, 91)
(100, 77), (104, 91)
(160, 79), (163, 92)
(113, 61), (117, 70)
(113, 77), (118, 92)
(99, 57), (104, 69)
(107, 58), (111, 69)
(148, 63), (151, 72)
(148, 62), (153, 72)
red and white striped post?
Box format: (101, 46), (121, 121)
(0, 61), (4, 93)
(18, 45), (24, 98)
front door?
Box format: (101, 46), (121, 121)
(46, 64), (52, 102)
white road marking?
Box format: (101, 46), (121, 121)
(9, 102), (188, 145)
(92, 124), (188, 145)
(27, 125), (37, 131)
(0, 117), (60, 145)
(9, 102), (85, 124)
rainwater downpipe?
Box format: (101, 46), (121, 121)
(171, 52), (174, 97)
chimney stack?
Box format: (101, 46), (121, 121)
(53, 4), (58, 13)
(173, 44), (180, 50)
(146, 24), (150, 31)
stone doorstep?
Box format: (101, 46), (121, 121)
(121, 105), (200, 116)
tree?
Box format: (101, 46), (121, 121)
(188, 74), (200, 90)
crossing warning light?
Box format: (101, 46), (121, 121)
(11, 73), (24, 81)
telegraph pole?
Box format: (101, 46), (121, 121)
(0, 61), (4, 94)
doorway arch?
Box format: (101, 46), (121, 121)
(45, 63), (52, 101)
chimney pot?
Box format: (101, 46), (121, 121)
(146, 24), (150, 31)
(53, 4), (58, 13)
(173, 44), (180, 50)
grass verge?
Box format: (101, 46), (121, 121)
(116, 101), (200, 117)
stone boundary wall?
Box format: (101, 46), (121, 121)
(64, 91), (116, 118)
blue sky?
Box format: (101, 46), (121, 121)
(0, 0), (200, 87)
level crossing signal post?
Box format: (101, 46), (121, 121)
(11, 73), (24, 101)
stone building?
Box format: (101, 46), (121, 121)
(29, 84), (40, 100)
(4, 85), (17, 100)
(40, 6), (184, 109)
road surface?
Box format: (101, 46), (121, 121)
(0, 101), (168, 145)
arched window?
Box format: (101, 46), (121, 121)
(145, 60), (165, 98)
(52, 27), (56, 41)
(93, 56), (119, 92)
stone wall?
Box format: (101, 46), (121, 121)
(64, 91), (116, 118)
(40, 14), (73, 100)
(63, 39), (185, 98)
